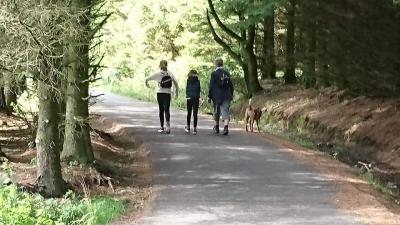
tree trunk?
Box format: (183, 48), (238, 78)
(36, 68), (66, 198)
(284, 0), (297, 84)
(0, 86), (8, 114)
(316, 29), (330, 87)
(4, 88), (17, 112)
(262, 7), (277, 80)
(303, 17), (317, 88)
(2, 74), (17, 112)
(36, 0), (66, 198)
(61, 0), (94, 164)
(245, 48), (262, 95)
(61, 50), (94, 164)
(242, 64), (250, 93)
(59, 72), (67, 146)
(242, 25), (262, 95)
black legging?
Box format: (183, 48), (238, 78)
(157, 93), (171, 128)
(187, 97), (199, 128)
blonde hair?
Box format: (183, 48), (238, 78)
(159, 60), (168, 71)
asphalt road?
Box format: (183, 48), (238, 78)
(94, 91), (361, 225)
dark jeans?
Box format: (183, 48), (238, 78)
(157, 93), (171, 128)
(187, 97), (200, 128)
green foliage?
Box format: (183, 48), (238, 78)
(98, 0), (250, 105)
(0, 185), (125, 225)
(214, 0), (283, 30)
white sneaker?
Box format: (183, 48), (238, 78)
(158, 128), (165, 133)
(185, 126), (190, 133)
(192, 128), (197, 135)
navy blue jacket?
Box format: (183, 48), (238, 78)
(208, 68), (234, 103)
(186, 76), (201, 99)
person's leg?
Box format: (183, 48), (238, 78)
(186, 98), (193, 132)
(221, 101), (231, 135)
(213, 101), (221, 134)
(193, 97), (200, 130)
(157, 93), (165, 130)
(164, 94), (171, 133)
(213, 102), (221, 124)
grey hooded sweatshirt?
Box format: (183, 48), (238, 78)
(145, 70), (179, 95)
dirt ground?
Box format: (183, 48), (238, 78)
(245, 83), (400, 187)
(232, 82), (400, 224)
(0, 113), (152, 219)
(259, 132), (400, 225)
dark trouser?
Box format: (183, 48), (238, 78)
(157, 93), (171, 128)
(187, 97), (200, 128)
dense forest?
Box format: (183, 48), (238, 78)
(0, 0), (399, 213)
(0, 0), (108, 197)
(101, 0), (400, 100)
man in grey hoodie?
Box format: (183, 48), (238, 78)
(145, 60), (179, 134)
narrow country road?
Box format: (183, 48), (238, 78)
(94, 91), (361, 225)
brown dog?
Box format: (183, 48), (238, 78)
(245, 99), (262, 133)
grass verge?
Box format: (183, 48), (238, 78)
(0, 184), (125, 225)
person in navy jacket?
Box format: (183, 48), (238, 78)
(208, 59), (234, 135)
(185, 70), (201, 135)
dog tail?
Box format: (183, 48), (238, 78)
(248, 98), (252, 106)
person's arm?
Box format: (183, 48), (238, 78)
(208, 72), (214, 101)
(145, 73), (159, 88)
(185, 79), (189, 99)
(171, 74), (179, 98)
(228, 72), (234, 97)
(197, 80), (201, 98)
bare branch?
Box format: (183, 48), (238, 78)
(89, 53), (105, 79)
(89, 40), (103, 51)
(207, 0), (243, 41)
(90, 13), (112, 38)
(0, 65), (12, 73)
(83, 93), (104, 101)
(206, 10), (244, 65)
(91, 1), (107, 16)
